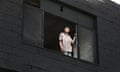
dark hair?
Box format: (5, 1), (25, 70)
(64, 26), (70, 29)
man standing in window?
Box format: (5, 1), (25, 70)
(59, 27), (76, 56)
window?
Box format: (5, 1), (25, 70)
(44, 12), (76, 52)
(77, 13), (97, 63)
(44, 12), (97, 63)
(79, 27), (96, 62)
(23, 1), (43, 47)
(22, 0), (98, 63)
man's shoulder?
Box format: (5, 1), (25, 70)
(60, 32), (64, 35)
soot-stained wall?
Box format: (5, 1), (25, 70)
(0, 0), (120, 72)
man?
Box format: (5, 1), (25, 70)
(59, 26), (76, 56)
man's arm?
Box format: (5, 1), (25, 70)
(72, 33), (76, 44)
(72, 36), (76, 44)
(59, 40), (64, 51)
(59, 32), (64, 51)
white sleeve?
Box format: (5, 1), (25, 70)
(59, 33), (64, 41)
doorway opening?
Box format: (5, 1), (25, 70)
(44, 12), (77, 57)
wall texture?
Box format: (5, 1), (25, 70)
(0, 0), (120, 72)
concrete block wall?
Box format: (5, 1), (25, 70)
(0, 0), (120, 72)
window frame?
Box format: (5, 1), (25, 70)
(77, 22), (99, 64)
(43, 11), (99, 64)
(22, 0), (99, 64)
(22, 2), (44, 48)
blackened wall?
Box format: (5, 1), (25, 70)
(0, 0), (120, 72)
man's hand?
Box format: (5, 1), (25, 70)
(72, 33), (76, 44)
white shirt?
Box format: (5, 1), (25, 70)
(59, 32), (72, 52)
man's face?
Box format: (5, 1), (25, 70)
(64, 27), (70, 33)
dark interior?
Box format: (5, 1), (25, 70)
(44, 12), (76, 51)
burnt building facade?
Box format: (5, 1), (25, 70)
(0, 0), (120, 72)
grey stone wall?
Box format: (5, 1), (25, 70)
(0, 0), (120, 72)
